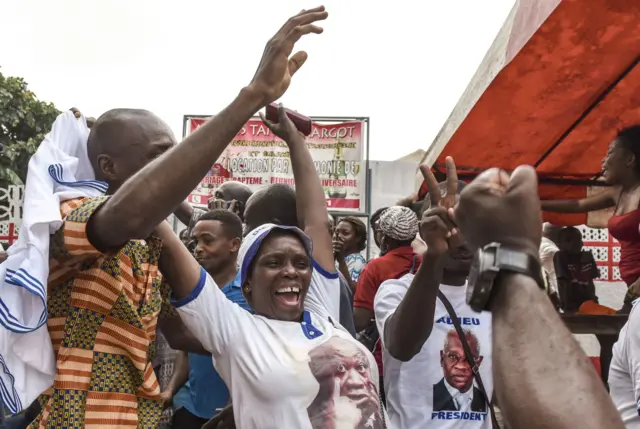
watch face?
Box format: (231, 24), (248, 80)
(467, 246), (501, 312)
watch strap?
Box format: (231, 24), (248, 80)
(495, 246), (544, 289)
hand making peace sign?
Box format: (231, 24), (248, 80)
(418, 156), (462, 255)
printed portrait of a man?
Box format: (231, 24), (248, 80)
(433, 329), (487, 413)
(307, 336), (383, 429)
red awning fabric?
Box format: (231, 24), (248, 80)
(424, 0), (640, 226)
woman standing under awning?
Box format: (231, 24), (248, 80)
(542, 125), (640, 313)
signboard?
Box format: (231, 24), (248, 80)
(185, 117), (366, 211)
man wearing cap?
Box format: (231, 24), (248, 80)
(353, 206), (421, 403)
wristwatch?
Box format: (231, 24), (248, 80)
(466, 242), (544, 312)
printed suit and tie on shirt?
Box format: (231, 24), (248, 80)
(433, 329), (487, 413)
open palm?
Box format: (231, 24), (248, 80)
(249, 7), (328, 105)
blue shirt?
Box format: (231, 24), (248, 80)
(173, 272), (250, 419)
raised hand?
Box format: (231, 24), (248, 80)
(418, 156), (460, 255)
(249, 6), (328, 106)
(454, 166), (542, 257)
(69, 107), (96, 128)
(259, 103), (303, 144)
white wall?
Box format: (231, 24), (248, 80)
(366, 160), (420, 258)
(369, 160), (419, 211)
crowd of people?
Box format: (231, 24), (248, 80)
(1, 5), (640, 429)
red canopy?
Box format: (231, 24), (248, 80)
(421, 0), (640, 226)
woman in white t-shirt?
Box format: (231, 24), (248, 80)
(167, 223), (385, 429)
(158, 104), (386, 429)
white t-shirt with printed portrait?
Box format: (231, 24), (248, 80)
(176, 262), (387, 429)
(375, 273), (493, 429)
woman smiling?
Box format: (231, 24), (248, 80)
(157, 103), (386, 429)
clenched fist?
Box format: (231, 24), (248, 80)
(454, 166), (542, 258)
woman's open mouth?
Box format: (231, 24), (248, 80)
(275, 286), (301, 307)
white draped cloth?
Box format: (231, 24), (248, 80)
(0, 111), (107, 413)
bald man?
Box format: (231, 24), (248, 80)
(28, 6), (328, 427)
(29, 108), (212, 429)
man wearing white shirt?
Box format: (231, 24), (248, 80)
(374, 164), (494, 429)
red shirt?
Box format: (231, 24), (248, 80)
(608, 209), (640, 286)
(354, 246), (420, 376)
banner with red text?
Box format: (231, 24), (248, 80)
(185, 117), (366, 211)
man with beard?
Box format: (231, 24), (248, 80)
(164, 210), (250, 429)
(374, 157), (493, 429)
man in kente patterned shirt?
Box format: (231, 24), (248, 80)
(36, 196), (176, 428)
(28, 110), (210, 429)
(27, 7), (328, 427)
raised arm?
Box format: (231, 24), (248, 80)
(173, 201), (195, 228)
(382, 159), (459, 361)
(456, 166), (624, 429)
(155, 221), (203, 301)
(88, 7), (329, 251)
(381, 256), (443, 361)
(259, 104), (334, 271)
(541, 188), (617, 213)
(154, 221), (256, 355)
(493, 274), (622, 428)
(159, 315), (210, 355)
